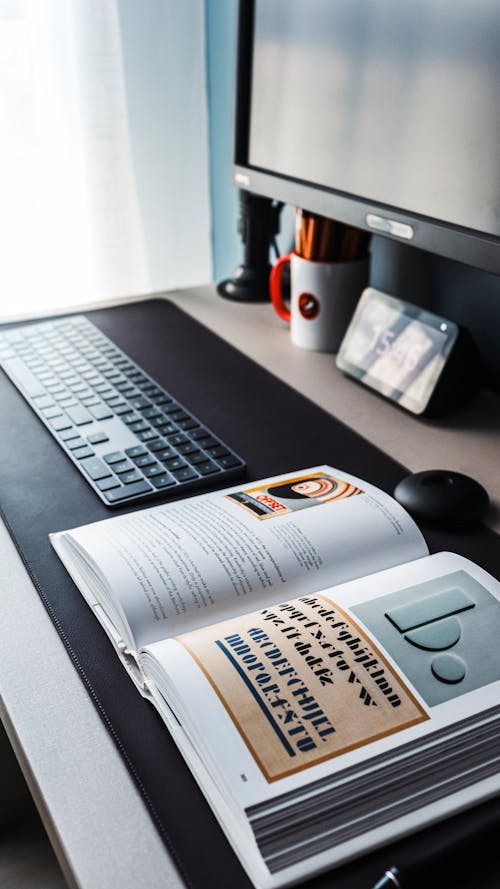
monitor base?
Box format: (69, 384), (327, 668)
(217, 265), (271, 303)
(217, 191), (283, 304)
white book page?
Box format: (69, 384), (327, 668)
(142, 552), (500, 886)
(51, 465), (426, 649)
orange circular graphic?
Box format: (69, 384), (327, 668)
(298, 292), (320, 320)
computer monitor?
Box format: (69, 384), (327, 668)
(233, 0), (500, 276)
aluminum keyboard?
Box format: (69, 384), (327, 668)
(0, 315), (246, 506)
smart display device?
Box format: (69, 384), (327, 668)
(336, 288), (481, 416)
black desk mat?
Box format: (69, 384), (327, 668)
(1, 298), (499, 889)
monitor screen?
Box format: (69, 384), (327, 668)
(234, 0), (500, 274)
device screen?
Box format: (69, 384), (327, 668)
(249, 0), (500, 239)
(336, 289), (457, 414)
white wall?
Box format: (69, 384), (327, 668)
(118, 0), (212, 293)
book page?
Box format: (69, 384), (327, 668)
(51, 466), (427, 649)
(143, 552), (500, 887)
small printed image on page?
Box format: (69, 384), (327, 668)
(226, 471), (363, 519)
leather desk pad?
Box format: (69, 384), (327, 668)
(0, 298), (499, 889)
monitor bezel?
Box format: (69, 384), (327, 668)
(233, 0), (500, 277)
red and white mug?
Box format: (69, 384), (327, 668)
(270, 252), (369, 352)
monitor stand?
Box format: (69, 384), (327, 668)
(217, 191), (283, 302)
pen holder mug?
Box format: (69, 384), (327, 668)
(270, 252), (369, 352)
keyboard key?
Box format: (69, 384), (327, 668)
(47, 381), (71, 396)
(115, 383), (138, 396)
(60, 427), (79, 441)
(217, 454), (243, 469)
(2, 357), (46, 397)
(87, 431), (110, 445)
(80, 395), (101, 406)
(66, 405), (93, 425)
(34, 395), (55, 409)
(173, 466), (198, 482)
(89, 403), (113, 421)
(207, 445), (230, 458)
(156, 447), (176, 462)
(148, 438), (167, 452)
(104, 479), (153, 502)
(103, 451), (126, 464)
(164, 457), (187, 472)
(137, 429), (159, 442)
(49, 415), (73, 432)
(176, 442), (199, 456)
(130, 419), (149, 433)
(149, 415), (168, 428)
(177, 418), (199, 431)
(112, 460), (133, 474)
(96, 476), (121, 492)
(167, 433), (188, 447)
(124, 445), (148, 459)
(102, 371), (123, 383)
(143, 463), (165, 478)
(189, 449), (208, 464)
(196, 460), (219, 475)
(66, 436), (87, 450)
(142, 407), (162, 420)
(119, 469), (143, 484)
(73, 445), (95, 459)
(74, 388), (94, 401)
(191, 428), (212, 441)
(157, 422), (177, 435)
(43, 406), (63, 419)
(197, 435), (218, 449)
(80, 457), (113, 481)
(150, 473), (176, 489)
(84, 372), (104, 388)
(129, 396), (151, 411)
(134, 453), (157, 468)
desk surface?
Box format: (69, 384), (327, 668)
(0, 285), (499, 889)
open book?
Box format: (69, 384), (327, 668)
(50, 467), (500, 889)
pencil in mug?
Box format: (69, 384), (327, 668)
(295, 209), (370, 262)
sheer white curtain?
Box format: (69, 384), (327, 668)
(0, 0), (212, 319)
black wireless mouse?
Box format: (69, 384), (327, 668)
(393, 470), (489, 527)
